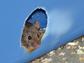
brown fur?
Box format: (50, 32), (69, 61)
(21, 19), (41, 53)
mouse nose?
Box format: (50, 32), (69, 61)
(34, 43), (40, 48)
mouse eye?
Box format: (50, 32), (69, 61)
(28, 36), (32, 40)
(37, 34), (39, 38)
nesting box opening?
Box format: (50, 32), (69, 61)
(21, 8), (47, 53)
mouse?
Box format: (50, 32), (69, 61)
(21, 19), (42, 53)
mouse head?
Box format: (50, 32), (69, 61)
(21, 20), (41, 49)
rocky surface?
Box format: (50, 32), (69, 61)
(28, 36), (84, 63)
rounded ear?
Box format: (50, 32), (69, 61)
(33, 19), (40, 29)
